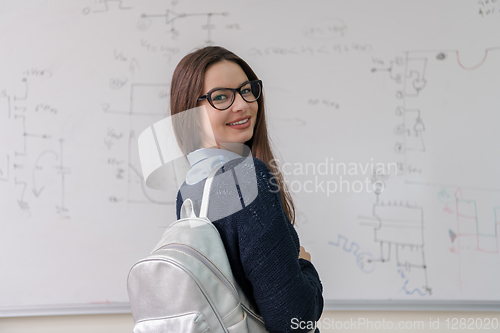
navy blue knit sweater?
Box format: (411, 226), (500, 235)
(176, 156), (324, 332)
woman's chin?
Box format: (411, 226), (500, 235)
(218, 131), (253, 145)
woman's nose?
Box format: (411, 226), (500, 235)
(231, 92), (249, 111)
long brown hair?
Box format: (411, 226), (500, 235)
(170, 46), (296, 225)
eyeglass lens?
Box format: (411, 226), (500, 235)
(210, 81), (261, 110)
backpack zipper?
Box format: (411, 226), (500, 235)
(158, 244), (240, 301)
(240, 303), (265, 325)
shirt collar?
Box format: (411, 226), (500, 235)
(185, 148), (245, 185)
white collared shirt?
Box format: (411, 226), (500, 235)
(185, 148), (244, 185)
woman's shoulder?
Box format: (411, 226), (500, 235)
(177, 156), (274, 196)
(217, 156), (277, 193)
(218, 156), (273, 178)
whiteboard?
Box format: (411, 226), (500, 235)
(1, 0), (499, 316)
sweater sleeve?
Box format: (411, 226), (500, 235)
(238, 158), (324, 333)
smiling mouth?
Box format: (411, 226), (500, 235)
(227, 118), (249, 126)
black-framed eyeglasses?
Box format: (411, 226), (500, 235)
(197, 80), (262, 111)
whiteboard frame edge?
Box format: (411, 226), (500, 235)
(1, 301), (499, 317)
(324, 300), (500, 312)
(0, 303), (131, 318)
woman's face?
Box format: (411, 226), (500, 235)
(197, 60), (258, 150)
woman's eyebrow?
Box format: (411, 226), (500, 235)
(207, 80), (250, 91)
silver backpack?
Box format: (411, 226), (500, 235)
(127, 165), (270, 333)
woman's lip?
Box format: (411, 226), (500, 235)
(226, 116), (251, 125)
(226, 117), (251, 129)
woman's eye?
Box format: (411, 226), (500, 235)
(241, 88), (251, 95)
(213, 94), (227, 101)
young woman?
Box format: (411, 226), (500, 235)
(171, 46), (324, 332)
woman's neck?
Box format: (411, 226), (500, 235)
(202, 142), (249, 156)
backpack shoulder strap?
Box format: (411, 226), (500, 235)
(199, 164), (224, 219)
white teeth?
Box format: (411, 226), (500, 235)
(228, 118), (249, 125)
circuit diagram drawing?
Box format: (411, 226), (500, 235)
(102, 79), (174, 205)
(82, 0), (132, 15)
(369, 46), (500, 296)
(437, 187), (500, 288)
(102, 83), (169, 116)
(372, 53), (428, 176)
(453, 190), (499, 254)
(369, 201), (430, 295)
(356, 172), (431, 296)
(328, 234), (375, 274)
(93, 0), (231, 205)
(393, 107), (425, 155)
(137, 7), (229, 44)
(400, 55), (428, 98)
(374, 47), (500, 177)
(0, 73), (71, 219)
